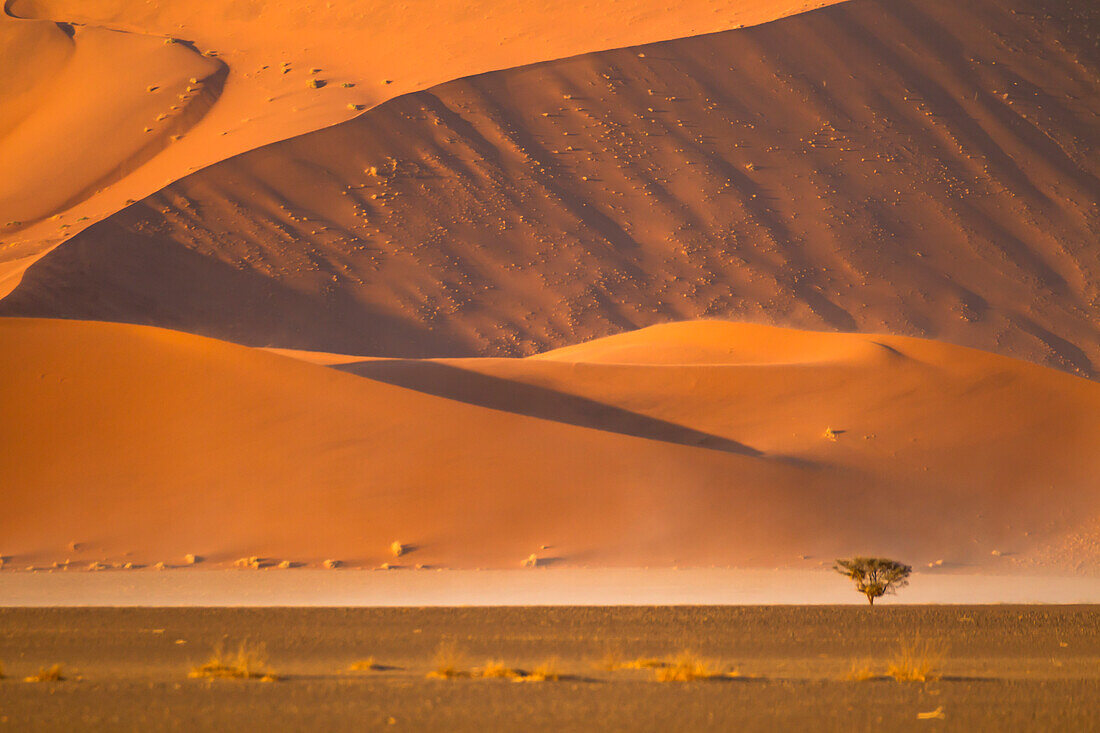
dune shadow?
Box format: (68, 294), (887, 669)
(337, 360), (763, 457)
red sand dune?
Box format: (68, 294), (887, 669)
(0, 0), (835, 290)
(5, 0), (1097, 378)
(2, 318), (1097, 572)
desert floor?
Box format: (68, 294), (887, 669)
(0, 606), (1097, 731)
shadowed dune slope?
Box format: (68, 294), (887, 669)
(5, 0), (1098, 375)
(0, 0), (837, 290)
(2, 318), (1098, 571)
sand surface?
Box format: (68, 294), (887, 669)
(0, 606), (1097, 730)
(0, 0), (838, 289)
(6, 0), (1097, 378)
(3, 570), (1100, 607)
(2, 317), (1098, 572)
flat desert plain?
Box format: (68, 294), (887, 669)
(1, 606), (1099, 731)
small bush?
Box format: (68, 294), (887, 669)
(24, 664), (65, 682)
(886, 640), (945, 682)
(189, 641), (279, 681)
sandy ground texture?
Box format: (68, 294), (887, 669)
(2, 318), (1099, 572)
(3, 569), (1100, 606)
(0, 606), (1097, 731)
(6, 0), (1097, 379)
(0, 0), (838, 288)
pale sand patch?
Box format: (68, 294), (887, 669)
(3, 569), (1100, 607)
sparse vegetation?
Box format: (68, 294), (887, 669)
(348, 658), (377, 671)
(886, 640), (945, 682)
(843, 659), (878, 681)
(24, 664), (65, 682)
(523, 657), (563, 682)
(390, 541), (407, 558)
(426, 641), (469, 679)
(189, 641), (279, 681)
(478, 660), (521, 679)
(653, 651), (729, 682)
(834, 557), (912, 605)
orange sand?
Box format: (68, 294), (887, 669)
(7, 0), (1096, 378)
(0, 0), (838, 291)
(2, 318), (1097, 572)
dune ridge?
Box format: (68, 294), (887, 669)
(4, 0), (1097, 379)
(0, 0), (839, 292)
(2, 318), (1097, 573)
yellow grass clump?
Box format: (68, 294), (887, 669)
(390, 541), (407, 558)
(478, 660), (521, 679)
(520, 658), (563, 682)
(843, 659), (879, 681)
(24, 664), (65, 682)
(654, 651), (729, 682)
(189, 641), (279, 681)
(597, 650), (666, 671)
(886, 640), (945, 682)
(348, 658), (377, 671)
(426, 642), (469, 679)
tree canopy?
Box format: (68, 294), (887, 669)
(834, 557), (912, 605)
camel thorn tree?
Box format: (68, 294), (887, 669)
(834, 557), (912, 606)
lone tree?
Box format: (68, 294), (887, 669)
(834, 557), (912, 606)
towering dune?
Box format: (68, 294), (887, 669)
(5, 0), (1097, 376)
(0, 0), (837, 291)
(2, 318), (1098, 572)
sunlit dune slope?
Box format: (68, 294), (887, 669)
(0, 0), (837, 289)
(2, 318), (1098, 572)
(6, 0), (1097, 376)
(0, 17), (223, 229)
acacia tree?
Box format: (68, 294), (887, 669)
(834, 557), (912, 606)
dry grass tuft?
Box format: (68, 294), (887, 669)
(654, 651), (727, 682)
(477, 660), (521, 679)
(843, 659), (879, 681)
(597, 650), (670, 671)
(520, 657), (563, 682)
(24, 664), (65, 683)
(886, 640), (945, 682)
(189, 641), (279, 681)
(390, 541), (407, 558)
(426, 641), (469, 679)
(348, 658), (377, 672)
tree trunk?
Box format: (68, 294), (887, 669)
(867, 594), (875, 606)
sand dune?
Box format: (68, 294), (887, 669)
(2, 318), (1097, 572)
(0, 14), (223, 230)
(0, 0), (835, 294)
(6, 0), (1097, 377)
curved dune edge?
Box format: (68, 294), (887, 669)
(0, 18), (225, 229)
(1, 318), (1097, 573)
(11, 0), (1097, 378)
(0, 0), (844, 293)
